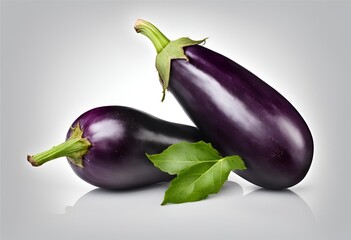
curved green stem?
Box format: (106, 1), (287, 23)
(134, 19), (170, 53)
(27, 123), (91, 168)
(135, 19), (206, 101)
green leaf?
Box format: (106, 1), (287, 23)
(155, 37), (207, 101)
(162, 156), (245, 205)
(146, 141), (221, 175)
(146, 141), (246, 205)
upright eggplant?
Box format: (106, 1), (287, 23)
(135, 19), (314, 189)
(28, 106), (202, 189)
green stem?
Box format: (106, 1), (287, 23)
(134, 19), (170, 54)
(27, 123), (91, 168)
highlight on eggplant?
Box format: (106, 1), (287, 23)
(135, 19), (314, 189)
(27, 106), (202, 189)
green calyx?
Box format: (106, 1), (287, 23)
(27, 123), (91, 168)
(156, 37), (207, 101)
(134, 19), (207, 101)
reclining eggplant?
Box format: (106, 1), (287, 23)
(28, 106), (202, 189)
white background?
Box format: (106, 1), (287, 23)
(1, 0), (350, 239)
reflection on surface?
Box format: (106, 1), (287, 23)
(239, 189), (315, 236)
(57, 182), (315, 240)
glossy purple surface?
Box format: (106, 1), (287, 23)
(169, 45), (314, 189)
(66, 106), (202, 189)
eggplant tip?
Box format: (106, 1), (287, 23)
(134, 19), (143, 32)
(27, 155), (38, 167)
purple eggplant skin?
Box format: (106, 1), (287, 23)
(168, 45), (314, 189)
(67, 106), (202, 189)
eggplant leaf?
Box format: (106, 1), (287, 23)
(146, 141), (220, 175)
(146, 141), (246, 205)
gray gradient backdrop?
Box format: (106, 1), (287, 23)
(1, 0), (350, 239)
